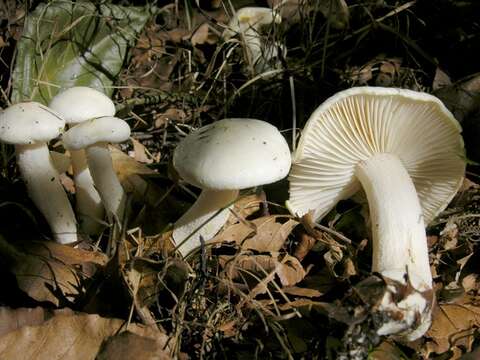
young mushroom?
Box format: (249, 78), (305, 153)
(62, 116), (131, 225)
(50, 86), (116, 235)
(287, 87), (465, 341)
(0, 102), (77, 244)
(173, 118), (291, 256)
(223, 7), (283, 73)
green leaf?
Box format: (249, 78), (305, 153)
(12, 0), (151, 104)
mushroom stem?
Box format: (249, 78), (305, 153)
(355, 152), (433, 340)
(85, 143), (125, 225)
(16, 143), (77, 244)
(355, 153), (432, 288)
(173, 189), (239, 256)
(70, 149), (105, 235)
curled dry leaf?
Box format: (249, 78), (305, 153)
(131, 138), (153, 164)
(0, 309), (170, 360)
(227, 192), (265, 226)
(293, 231), (316, 261)
(191, 23), (217, 46)
(0, 237), (107, 305)
(212, 215), (298, 252)
(225, 253), (305, 289)
(111, 146), (161, 206)
(425, 296), (480, 355)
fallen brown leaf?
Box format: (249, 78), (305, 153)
(212, 215), (298, 252)
(131, 138), (153, 164)
(97, 331), (171, 360)
(191, 23), (217, 46)
(281, 286), (322, 298)
(0, 307), (47, 337)
(369, 340), (406, 360)
(226, 252), (305, 289)
(0, 238), (107, 305)
(0, 309), (170, 360)
(425, 298), (480, 354)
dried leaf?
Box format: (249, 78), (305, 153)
(293, 232), (316, 261)
(434, 74), (480, 122)
(218, 320), (237, 337)
(369, 341), (406, 360)
(131, 138), (153, 164)
(226, 253), (305, 289)
(228, 193), (265, 225)
(0, 238), (107, 305)
(433, 67), (452, 90)
(426, 300), (480, 354)
(462, 274), (478, 293)
(191, 23), (215, 46)
(212, 215), (298, 252)
(97, 331), (171, 360)
(0, 310), (170, 360)
(154, 108), (187, 128)
(281, 286), (322, 298)
(0, 307), (47, 337)
(278, 299), (327, 311)
(111, 147), (161, 206)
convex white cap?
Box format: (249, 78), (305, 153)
(287, 86), (465, 224)
(173, 118), (291, 190)
(0, 102), (65, 144)
(62, 116), (131, 150)
(49, 86), (116, 124)
(223, 7), (281, 40)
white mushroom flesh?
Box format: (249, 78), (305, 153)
(173, 189), (239, 256)
(16, 143), (77, 244)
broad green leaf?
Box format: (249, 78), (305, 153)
(12, 0), (151, 104)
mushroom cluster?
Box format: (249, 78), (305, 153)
(0, 86), (131, 244)
(287, 86), (466, 340)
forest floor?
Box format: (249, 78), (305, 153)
(1, 0), (480, 359)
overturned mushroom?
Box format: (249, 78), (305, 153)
(173, 118), (291, 256)
(287, 87), (465, 340)
(0, 102), (77, 244)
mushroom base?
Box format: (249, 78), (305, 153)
(375, 274), (434, 342)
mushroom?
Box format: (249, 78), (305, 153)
(49, 86), (116, 235)
(0, 102), (77, 244)
(173, 118), (291, 256)
(62, 116), (131, 225)
(223, 7), (283, 73)
(287, 87), (465, 340)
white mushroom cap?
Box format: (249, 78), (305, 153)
(49, 87), (116, 124)
(287, 87), (465, 224)
(173, 118), (291, 190)
(0, 102), (64, 144)
(62, 116), (131, 150)
(223, 7), (281, 40)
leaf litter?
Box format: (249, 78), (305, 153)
(1, 0), (480, 359)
